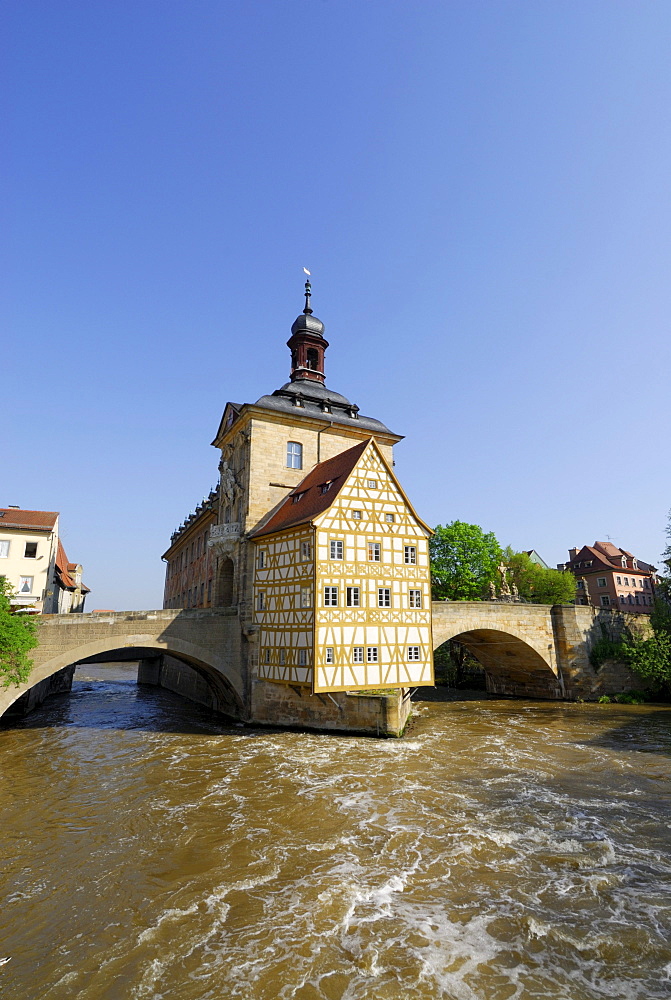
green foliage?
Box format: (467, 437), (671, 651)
(598, 691), (646, 704)
(430, 522), (502, 601)
(503, 548), (577, 605)
(433, 640), (485, 688)
(598, 695), (611, 703)
(589, 622), (629, 671)
(621, 629), (671, 692)
(0, 578), (38, 687)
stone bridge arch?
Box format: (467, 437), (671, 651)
(431, 602), (564, 699)
(0, 609), (245, 720)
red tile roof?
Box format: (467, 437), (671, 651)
(55, 539), (90, 593)
(250, 439), (370, 538)
(0, 508), (58, 530)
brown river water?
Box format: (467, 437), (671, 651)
(1, 664), (671, 1000)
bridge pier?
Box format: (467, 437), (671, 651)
(4, 664), (76, 717)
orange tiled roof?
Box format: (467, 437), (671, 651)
(55, 539), (90, 593)
(250, 439), (370, 539)
(0, 508), (58, 530)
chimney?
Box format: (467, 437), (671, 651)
(568, 548), (579, 560)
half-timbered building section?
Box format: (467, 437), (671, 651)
(251, 438), (433, 693)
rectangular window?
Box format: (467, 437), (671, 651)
(409, 589), (422, 608)
(624, 577), (629, 586)
(257, 550), (266, 569)
(366, 479), (378, 489)
(287, 441), (303, 469)
(324, 587), (338, 607)
(300, 587), (311, 608)
(330, 540), (344, 560)
(24, 542), (37, 558)
(346, 587), (360, 607)
(600, 595), (611, 607)
(264, 648), (271, 664)
(352, 510), (362, 520)
(18, 576), (33, 594)
(367, 646), (378, 663)
(298, 649), (308, 666)
(368, 542), (381, 562)
(279, 648), (286, 664)
(407, 646), (420, 661)
(577, 580), (585, 589)
(257, 591), (265, 611)
(301, 541), (312, 561)
(384, 513), (395, 523)
(597, 577), (607, 587)
(0, 541), (9, 558)
(616, 576), (622, 585)
(325, 647), (334, 663)
(644, 579), (650, 589)
(378, 588), (391, 607)
(635, 595), (640, 605)
(353, 646), (364, 663)
(404, 546), (417, 565)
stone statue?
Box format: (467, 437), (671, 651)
(488, 581), (497, 600)
(498, 562), (511, 597)
(511, 582), (519, 600)
(220, 460), (238, 505)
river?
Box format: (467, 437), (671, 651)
(1, 665), (670, 999)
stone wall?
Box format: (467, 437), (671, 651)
(5, 664), (76, 717)
(250, 678), (412, 736)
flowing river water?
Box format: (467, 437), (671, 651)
(1, 665), (671, 1000)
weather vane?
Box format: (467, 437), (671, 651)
(302, 267), (312, 314)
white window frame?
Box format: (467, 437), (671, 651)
(301, 541), (312, 561)
(330, 539), (344, 560)
(0, 541), (9, 558)
(324, 587), (339, 607)
(325, 647), (334, 664)
(409, 589), (422, 608)
(287, 441), (303, 469)
(407, 646), (420, 661)
(404, 546), (417, 565)
(352, 646), (364, 663)
(597, 577), (607, 588)
(368, 542), (381, 562)
(257, 591), (265, 611)
(366, 646), (378, 663)
(18, 576), (33, 594)
(384, 513), (395, 523)
(378, 588), (391, 608)
(352, 510), (362, 520)
(264, 648), (271, 664)
(24, 542), (38, 559)
(257, 550), (266, 569)
(366, 479), (378, 489)
(346, 586), (360, 607)
(298, 649), (308, 666)
(600, 595), (611, 607)
(300, 587), (311, 608)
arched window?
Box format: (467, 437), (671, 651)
(306, 348), (319, 370)
(287, 441), (303, 469)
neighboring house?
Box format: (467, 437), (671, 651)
(162, 488), (219, 609)
(558, 541), (659, 614)
(523, 550), (550, 569)
(0, 507), (89, 613)
(162, 280), (435, 694)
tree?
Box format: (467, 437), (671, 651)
(657, 508), (671, 605)
(503, 549), (576, 605)
(430, 521), (502, 601)
(0, 577), (38, 687)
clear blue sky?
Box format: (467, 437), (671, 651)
(4, 1), (670, 609)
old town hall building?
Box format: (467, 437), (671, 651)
(162, 282), (434, 699)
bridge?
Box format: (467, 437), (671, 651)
(0, 602), (640, 728)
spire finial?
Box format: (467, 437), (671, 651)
(302, 267), (312, 315)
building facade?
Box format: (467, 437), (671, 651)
(0, 507), (89, 613)
(558, 541), (659, 614)
(162, 281), (434, 696)
(162, 489), (219, 609)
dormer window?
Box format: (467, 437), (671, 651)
(320, 401), (331, 413)
(292, 492), (305, 504)
(622, 556), (627, 568)
(320, 481), (333, 494)
(632, 559), (638, 570)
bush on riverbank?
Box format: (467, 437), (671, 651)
(0, 578), (38, 687)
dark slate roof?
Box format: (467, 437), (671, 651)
(250, 439), (370, 538)
(254, 378), (399, 437)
